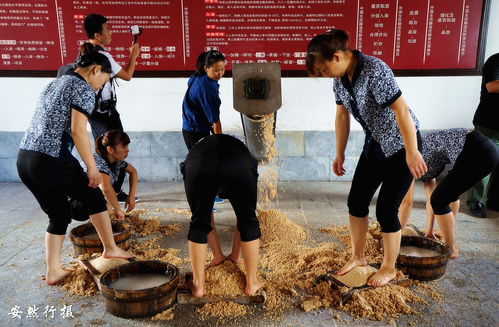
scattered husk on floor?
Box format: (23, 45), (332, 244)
(199, 209), (441, 321)
(56, 197), (442, 323)
(151, 307), (175, 321)
(58, 209), (187, 296)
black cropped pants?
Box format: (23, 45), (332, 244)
(17, 149), (107, 235)
(431, 131), (499, 215)
(180, 134), (260, 244)
(347, 143), (417, 233)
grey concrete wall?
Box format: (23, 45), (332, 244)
(1, 130), (367, 182)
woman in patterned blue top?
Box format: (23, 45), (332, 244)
(307, 30), (427, 287)
(399, 128), (468, 240)
(17, 53), (134, 285)
(71, 130), (138, 221)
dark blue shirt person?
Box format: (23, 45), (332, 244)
(182, 73), (221, 133)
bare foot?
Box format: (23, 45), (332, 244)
(226, 254), (243, 265)
(434, 230), (443, 239)
(336, 257), (368, 276)
(442, 239), (459, 259)
(188, 279), (204, 298)
(367, 267), (397, 287)
(424, 229), (443, 239)
(206, 255), (226, 269)
(46, 267), (73, 285)
(245, 278), (263, 296)
(102, 247), (134, 259)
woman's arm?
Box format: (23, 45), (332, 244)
(212, 121), (222, 134)
(124, 163), (138, 212)
(99, 173), (125, 220)
(115, 43), (140, 81)
(390, 96), (427, 178)
(333, 104), (350, 176)
(71, 109), (101, 188)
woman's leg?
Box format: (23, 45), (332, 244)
(369, 150), (413, 286)
(17, 152), (75, 285)
(423, 179), (438, 238)
(339, 152), (383, 275)
(206, 212), (226, 268)
(227, 225), (243, 264)
(431, 131), (499, 258)
(221, 152), (262, 292)
(368, 230), (400, 286)
(90, 211), (134, 259)
(337, 215), (369, 275)
(188, 241), (208, 297)
(240, 239), (263, 295)
(435, 212), (458, 258)
(45, 233), (73, 285)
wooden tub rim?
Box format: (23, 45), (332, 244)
(100, 260), (180, 295)
(398, 235), (451, 261)
(69, 221), (132, 245)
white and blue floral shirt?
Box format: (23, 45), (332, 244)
(20, 73), (95, 159)
(333, 51), (420, 158)
(418, 128), (468, 182)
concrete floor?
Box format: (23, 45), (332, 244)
(0, 181), (497, 327)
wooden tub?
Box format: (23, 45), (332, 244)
(100, 260), (179, 318)
(396, 236), (451, 281)
(69, 221), (131, 256)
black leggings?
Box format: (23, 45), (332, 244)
(70, 169), (126, 221)
(348, 145), (415, 233)
(17, 149), (107, 235)
(182, 129), (210, 150)
(431, 131), (499, 214)
(181, 135), (260, 243)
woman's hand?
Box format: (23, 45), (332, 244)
(114, 208), (125, 221)
(87, 167), (102, 188)
(125, 196), (136, 213)
(424, 230), (437, 239)
(406, 150), (427, 179)
(333, 155), (346, 176)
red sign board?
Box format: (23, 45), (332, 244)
(0, 0), (489, 75)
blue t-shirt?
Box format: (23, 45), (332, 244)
(182, 73), (221, 133)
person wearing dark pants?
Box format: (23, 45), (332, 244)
(17, 52), (133, 286)
(182, 50), (236, 266)
(307, 29), (427, 287)
(467, 53), (499, 217)
(399, 128), (468, 238)
(180, 134), (262, 297)
(431, 130), (499, 258)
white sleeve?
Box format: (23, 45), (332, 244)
(99, 50), (122, 77)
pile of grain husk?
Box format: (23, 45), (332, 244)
(204, 260), (246, 296)
(58, 209), (187, 296)
(130, 235), (188, 267)
(339, 283), (428, 320)
(151, 307), (175, 321)
(197, 302), (248, 321)
(199, 209), (441, 321)
(60, 264), (99, 296)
